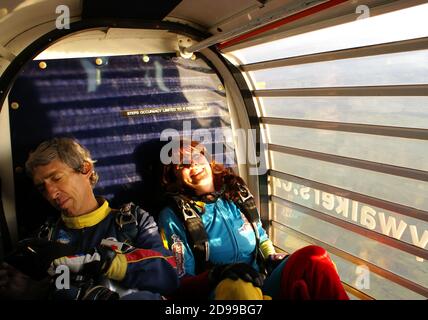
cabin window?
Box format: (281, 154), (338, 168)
(224, 3), (428, 300)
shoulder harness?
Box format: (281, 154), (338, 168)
(114, 202), (140, 244)
(169, 183), (267, 275)
(170, 195), (210, 274)
(233, 183), (266, 274)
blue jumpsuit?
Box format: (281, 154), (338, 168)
(158, 197), (271, 276)
(159, 197), (348, 300)
(44, 198), (179, 299)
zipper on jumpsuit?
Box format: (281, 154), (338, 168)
(217, 201), (240, 262)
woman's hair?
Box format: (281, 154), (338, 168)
(25, 137), (99, 187)
(160, 139), (246, 199)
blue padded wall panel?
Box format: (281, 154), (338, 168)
(9, 54), (234, 237)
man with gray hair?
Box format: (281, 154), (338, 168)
(0, 137), (178, 300)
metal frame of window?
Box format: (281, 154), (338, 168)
(242, 36), (428, 71)
(254, 85), (428, 97)
(268, 144), (428, 182)
(212, 53), (270, 230)
(262, 118), (428, 140)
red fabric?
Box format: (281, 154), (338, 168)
(279, 245), (349, 300)
(125, 248), (177, 268)
(166, 270), (213, 300)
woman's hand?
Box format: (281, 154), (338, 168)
(265, 253), (289, 274)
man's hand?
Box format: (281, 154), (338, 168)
(209, 263), (265, 288)
(49, 245), (116, 277)
(5, 238), (76, 280)
(0, 262), (50, 300)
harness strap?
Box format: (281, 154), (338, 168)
(114, 202), (139, 244)
(232, 183), (267, 275)
(38, 216), (59, 241)
(234, 183), (259, 223)
(173, 196), (209, 274)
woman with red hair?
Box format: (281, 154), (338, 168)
(158, 140), (349, 300)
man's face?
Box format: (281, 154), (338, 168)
(32, 159), (94, 217)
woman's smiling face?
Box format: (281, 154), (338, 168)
(175, 148), (215, 195)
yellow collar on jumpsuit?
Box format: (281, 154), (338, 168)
(61, 199), (111, 229)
